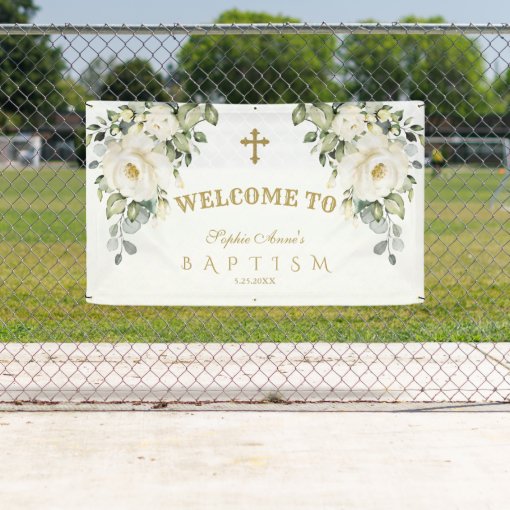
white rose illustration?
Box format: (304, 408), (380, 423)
(376, 108), (392, 122)
(144, 104), (179, 140)
(338, 133), (408, 202)
(330, 104), (366, 142)
(102, 132), (172, 202)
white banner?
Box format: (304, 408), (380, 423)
(86, 101), (424, 306)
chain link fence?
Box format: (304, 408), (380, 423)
(0, 23), (509, 404)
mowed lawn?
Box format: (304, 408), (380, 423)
(0, 164), (509, 342)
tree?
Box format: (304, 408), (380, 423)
(339, 16), (490, 120)
(493, 68), (510, 115)
(99, 58), (170, 101)
(80, 56), (118, 97)
(0, 0), (66, 130)
(175, 9), (343, 103)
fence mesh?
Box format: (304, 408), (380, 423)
(0, 23), (509, 403)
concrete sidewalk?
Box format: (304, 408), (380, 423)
(0, 410), (509, 510)
(1, 342), (510, 402)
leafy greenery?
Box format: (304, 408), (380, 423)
(0, 0), (66, 129)
(99, 58), (170, 101)
(89, 101), (219, 263)
(175, 9), (342, 103)
(339, 16), (490, 120)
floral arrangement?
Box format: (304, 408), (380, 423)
(88, 101), (219, 265)
(292, 102), (423, 265)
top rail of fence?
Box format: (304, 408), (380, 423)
(0, 23), (509, 36)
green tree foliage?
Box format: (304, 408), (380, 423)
(80, 56), (118, 96)
(99, 58), (170, 101)
(493, 68), (510, 115)
(0, 0), (66, 130)
(176, 9), (342, 103)
(339, 16), (490, 120)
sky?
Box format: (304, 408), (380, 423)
(29, 0), (510, 79)
(31, 0), (510, 24)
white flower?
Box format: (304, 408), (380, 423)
(144, 104), (179, 140)
(367, 123), (383, 135)
(119, 108), (134, 122)
(330, 104), (366, 142)
(102, 132), (172, 202)
(338, 133), (409, 202)
(376, 108), (392, 122)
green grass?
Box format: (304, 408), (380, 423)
(0, 164), (509, 342)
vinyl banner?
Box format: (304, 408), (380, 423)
(86, 101), (424, 306)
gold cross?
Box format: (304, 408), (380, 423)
(240, 128), (270, 165)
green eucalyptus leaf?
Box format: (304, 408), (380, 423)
(308, 105), (329, 130)
(123, 240), (137, 255)
(109, 223), (118, 237)
(374, 240), (388, 255)
(384, 193), (405, 220)
(139, 198), (157, 214)
(88, 160), (99, 169)
(313, 103), (334, 129)
(204, 103), (219, 126)
(173, 132), (190, 153)
(115, 253), (122, 265)
(127, 201), (139, 222)
(319, 153), (326, 167)
(388, 254), (397, 265)
(122, 218), (141, 234)
(106, 199), (126, 219)
(372, 201), (384, 222)
(98, 178), (110, 192)
(392, 224), (402, 237)
(370, 217), (387, 234)
(107, 192), (124, 209)
(166, 142), (176, 162)
(353, 198), (372, 215)
(107, 237), (119, 252)
(292, 103), (306, 126)
(320, 132), (338, 154)
(303, 131), (317, 143)
(194, 131), (207, 143)
(93, 144), (106, 157)
(335, 141), (345, 162)
(137, 206), (150, 224)
(107, 109), (119, 122)
(181, 105), (201, 130)
(392, 238), (405, 252)
(401, 176), (413, 192)
(393, 110), (404, 121)
(360, 206), (374, 224)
